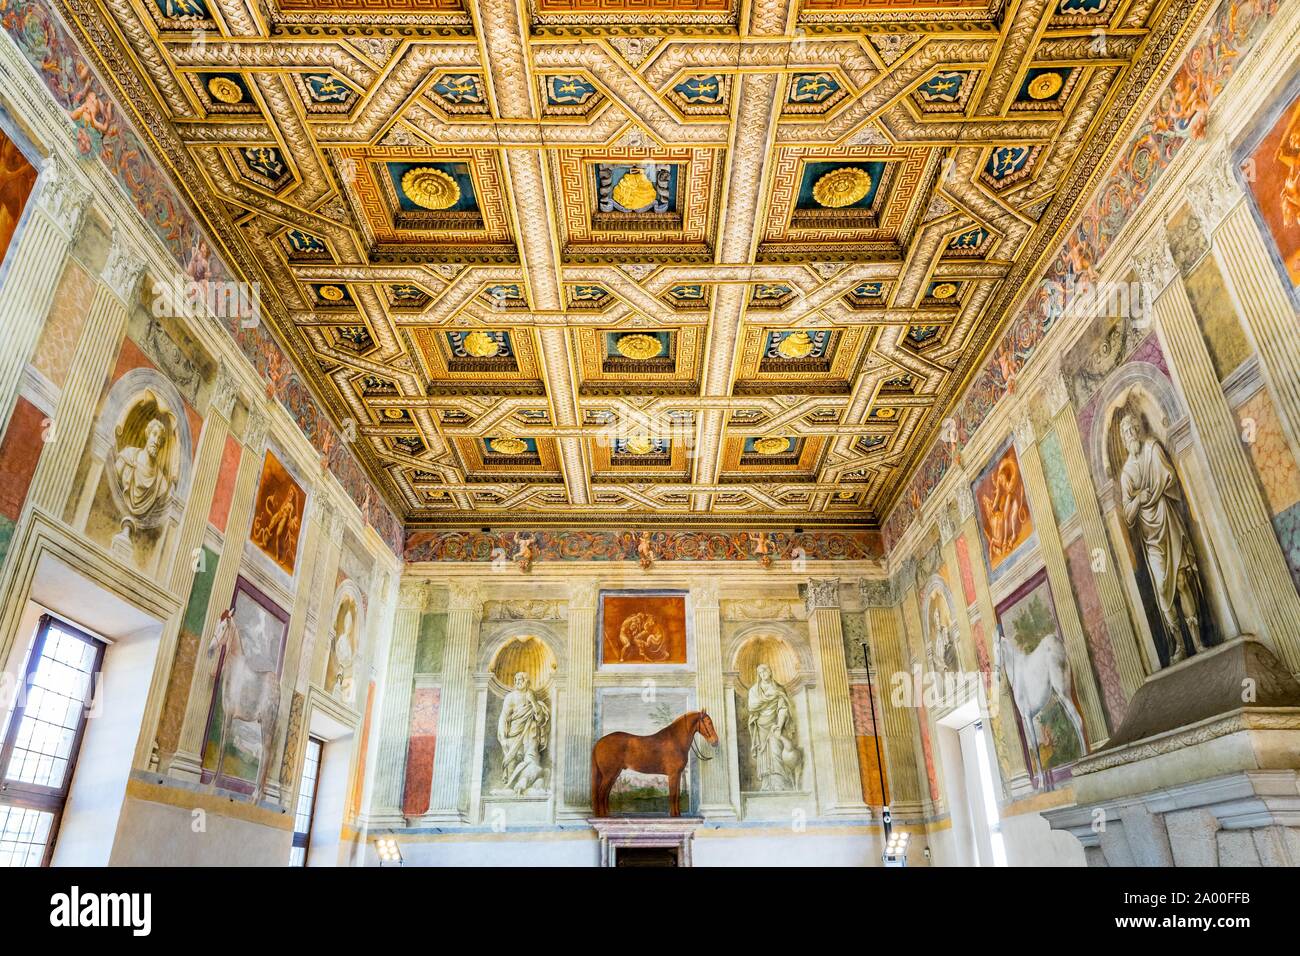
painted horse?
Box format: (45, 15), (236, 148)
(591, 710), (719, 817)
(206, 608), (281, 804)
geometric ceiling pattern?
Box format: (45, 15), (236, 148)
(60, 0), (1209, 529)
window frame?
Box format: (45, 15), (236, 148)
(290, 735), (325, 867)
(0, 613), (105, 867)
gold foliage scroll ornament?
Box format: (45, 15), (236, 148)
(463, 330), (500, 357)
(616, 333), (663, 360)
(776, 331), (814, 359)
(401, 166), (461, 211)
(753, 436), (791, 455)
(812, 167), (873, 208)
(207, 76), (243, 104)
(612, 166), (657, 211)
(489, 437), (528, 455)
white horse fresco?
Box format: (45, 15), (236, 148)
(206, 607), (280, 803)
(996, 627), (1086, 788)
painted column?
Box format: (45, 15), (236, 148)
(1189, 149), (1300, 460)
(427, 581), (484, 820)
(806, 578), (869, 813)
(165, 363), (238, 594)
(1041, 367), (1147, 697)
(1138, 227), (1300, 673)
(561, 580), (596, 816)
(169, 408), (270, 779)
(692, 579), (733, 817)
(0, 156), (90, 442)
(1013, 412), (1110, 745)
(370, 580), (426, 824)
(860, 584), (922, 812)
(898, 573), (944, 812)
(25, 235), (145, 514)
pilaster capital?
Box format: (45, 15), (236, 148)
(1132, 225), (1179, 296)
(36, 154), (91, 238)
(858, 576), (896, 609)
(244, 408), (270, 454)
(1186, 140), (1242, 236)
(447, 581), (484, 614)
(397, 580), (428, 613)
(1012, 410), (1037, 455)
(567, 580), (598, 611)
(692, 579), (720, 611)
(938, 505), (957, 545)
(1042, 364), (1071, 419)
(955, 480), (975, 523)
(805, 578), (841, 613)
(211, 360), (240, 420)
(102, 229), (148, 304)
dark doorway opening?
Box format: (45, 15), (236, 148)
(614, 846), (679, 867)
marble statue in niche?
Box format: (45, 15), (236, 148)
(107, 391), (179, 558)
(326, 595), (358, 704)
(497, 672), (550, 794)
(1112, 404), (1214, 665)
(747, 663), (802, 791)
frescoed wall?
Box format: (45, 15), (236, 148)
(0, 30), (401, 867)
(876, 0), (1300, 867)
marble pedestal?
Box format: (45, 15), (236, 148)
(589, 817), (704, 867)
(1045, 637), (1300, 866)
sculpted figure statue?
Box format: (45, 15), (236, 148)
(747, 663), (802, 791)
(1118, 414), (1207, 664)
(498, 673), (550, 793)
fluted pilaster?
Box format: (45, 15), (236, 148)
(427, 581), (483, 818)
(371, 580), (426, 821)
(806, 579), (869, 812)
(692, 580), (733, 816)
(25, 285), (128, 514)
(863, 605), (921, 808)
(561, 580), (597, 814)
(0, 159), (90, 441)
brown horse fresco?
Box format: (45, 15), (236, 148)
(591, 710), (719, 817)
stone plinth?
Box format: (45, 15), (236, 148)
(1044, 637), (1300, 866)
(589, 817), (704, 867)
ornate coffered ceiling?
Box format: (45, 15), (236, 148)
(58, 0), (1209, 530)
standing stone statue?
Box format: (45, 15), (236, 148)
(497, 673), (550, 794)
(746, 663), (802, 791)
(1118, 413), (1208, 664)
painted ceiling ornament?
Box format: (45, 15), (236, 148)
(616, 333), (663, 360)
(490, 437), (528, 455)
(776, 330), (815, 359)
(624, 435), (655, 455)
(1028, 72), (1065, 100)
(753, 436), (792, 455)
(930, 282), (958, 300)
(812, 167), (873, 208)
(317, 284), (345, 302)
(463, 330), (501, 357)
(874, 407), (897, 420)
(611, 166), (658, 212)
(401, 166), (461, 211)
